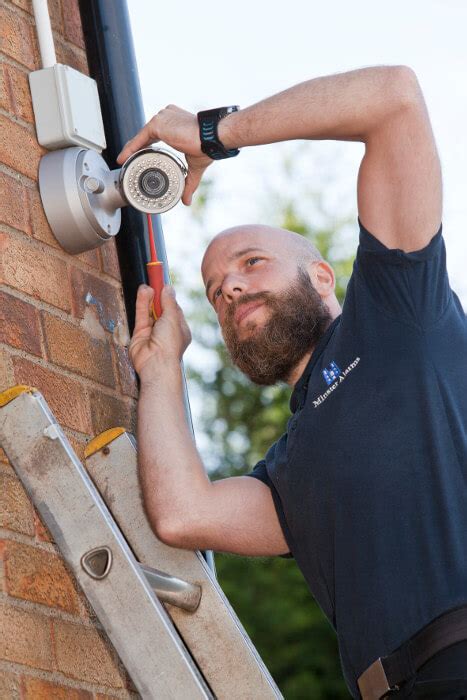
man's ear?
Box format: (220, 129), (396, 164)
(310, 261), (335, 297)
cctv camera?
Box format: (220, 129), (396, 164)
(120, 148), (187, 215)
(38, 146), (187, 254)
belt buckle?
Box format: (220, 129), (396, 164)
(358, 658), (398, 700)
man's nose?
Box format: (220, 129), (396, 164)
(222, 274), (245, 302)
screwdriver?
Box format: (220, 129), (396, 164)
(146, 213), (164, 320)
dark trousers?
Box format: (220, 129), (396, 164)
(389, 640), (467, 698)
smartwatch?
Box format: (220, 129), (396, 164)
(197, 106), (240, 160)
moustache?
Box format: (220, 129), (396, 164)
(224, 291), (273, 324)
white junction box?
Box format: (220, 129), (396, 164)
(29, 64), (106, 152)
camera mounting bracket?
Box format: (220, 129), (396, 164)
(38, 146), (187, 254)
(39, 147), (123, 254)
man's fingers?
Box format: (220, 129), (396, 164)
(117, 123), (158, 164)
(159, 285), (178, 312)
(182, 169), (204, 206)
(133, 285), (155, 333)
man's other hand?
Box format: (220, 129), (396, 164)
(117, 105), (213, 205)
(129, 284), (192, 381)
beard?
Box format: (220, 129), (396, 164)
(222, 267), (332, 385)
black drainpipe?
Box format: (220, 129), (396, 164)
(78, 0), (169, 333)
(78, 0), (215, 573)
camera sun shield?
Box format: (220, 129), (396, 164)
(120, 148), (187, 214)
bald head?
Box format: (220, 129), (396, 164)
(201, 224), (322, 277)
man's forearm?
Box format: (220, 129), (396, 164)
(137, 363), (211, 533)
(219, 65), (419, 148)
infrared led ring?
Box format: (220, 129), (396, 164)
(119, 147), (187, 214)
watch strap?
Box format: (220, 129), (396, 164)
(197, 106), (240, 160)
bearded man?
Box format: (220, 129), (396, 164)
(118, 66), (467, 699)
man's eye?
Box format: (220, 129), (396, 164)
(213, 288), (222, 301)
(247, 257), (261, 266)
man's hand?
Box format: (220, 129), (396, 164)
(117, 105), (213, 205)
(129, 284), (191, 382)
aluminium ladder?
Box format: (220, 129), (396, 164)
(0, 386), (283, 699)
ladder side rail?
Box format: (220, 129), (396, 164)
(0, 390), (213, 700)
(86, 430), (283, 700)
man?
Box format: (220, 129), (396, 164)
(117, 66), (467, 698)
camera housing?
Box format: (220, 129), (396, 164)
(120, 148), (187, 215)
(38, 146), (187, 254)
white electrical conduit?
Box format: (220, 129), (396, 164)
(32, 0), (56, 68)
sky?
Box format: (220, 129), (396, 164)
(128, 0), (467, 305)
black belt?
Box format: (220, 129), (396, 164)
(357, 605), (467, 700)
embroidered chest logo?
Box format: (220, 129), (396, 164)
(313, 357), (360, 408)
(322, 361), (340, 386)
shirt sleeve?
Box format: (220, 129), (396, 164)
(353, 218), (452, 328)
(246, 460), (294, 559)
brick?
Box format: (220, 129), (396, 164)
(0, 114), (43, 181)
(22, 677), (92, 700)
(10, 0), (63, 32)
(54, 619), (126, 687)
(0, 61), (11, 112)
(62, 0), (85, 49)
(9, 0), (29, 12)
(0, 291), (42, 356)
(0, 473), (35, 536)
(0, 234), (71, 312)
(42, 313), (115, 387)
(4, 540), (80, 614)
(113, 345), (138, 399)
(0, 540), (6, 593)
(0, 669), (21, 699)
(34, 508), (53, 543)
(89, 389), (134, 435)
(76, 249), (101, 271)
(0, 172), (29, 234)
(0, 603), (54, 670)
(100, 240), (121, 281)
(70, 266), (126, 334)
(55, 38), (88, 75)
(27, 186), (60, 249)
(13, 357), (92, 434)
(0, 6), (36, 70)
(5, 63), (34, 123)
(49, 0), (64, 33)
(0, 346), (14, 390)
(9, 0), (29, 10)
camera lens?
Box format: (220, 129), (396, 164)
(139, 168), (169, 199)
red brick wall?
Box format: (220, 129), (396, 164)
(1, 1), (138, 696)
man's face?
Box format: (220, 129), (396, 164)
(201, 227), (332, 385)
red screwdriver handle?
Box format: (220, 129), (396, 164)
(146, 261), (164, 320)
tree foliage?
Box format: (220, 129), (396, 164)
(181, 150), (356, 697)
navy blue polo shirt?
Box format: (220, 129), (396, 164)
(247, 219), (467, 698)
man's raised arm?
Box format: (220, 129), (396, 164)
(220, 66), (442, 251)
(119, 65), (441, 251)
